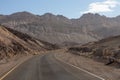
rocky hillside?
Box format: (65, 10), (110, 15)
(68, 35), (120, 68)
(0, 12), (120, 46)
(0, 25), (58, 60)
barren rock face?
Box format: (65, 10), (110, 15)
(0, 12), (120, 46)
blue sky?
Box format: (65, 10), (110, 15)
(0, 0), (120, 18)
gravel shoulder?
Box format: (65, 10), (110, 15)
(55, 50), (120, 80)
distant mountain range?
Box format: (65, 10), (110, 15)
(0, 11), (120, 46)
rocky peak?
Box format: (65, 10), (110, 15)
(42, 13), (56, 18)
(10, 11), (34, 17)
(80, 13), (106, 20)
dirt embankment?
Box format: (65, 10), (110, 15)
(67, 35), (120, 68)
(0, 25), (59, 61)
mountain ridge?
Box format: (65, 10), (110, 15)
(0, 11), (120, 46)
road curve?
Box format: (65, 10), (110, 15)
(2, 53), (102, 80)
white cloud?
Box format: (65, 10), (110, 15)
(83, 0), (120, 13)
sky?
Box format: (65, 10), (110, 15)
(0, 0), (120, 18)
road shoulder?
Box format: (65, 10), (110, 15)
(54, 50), (120, 80)
(0, 54), (33, 78)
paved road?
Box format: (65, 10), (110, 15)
(3, 53), (102, 80)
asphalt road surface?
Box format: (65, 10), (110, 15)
(2, 53), (103, 80)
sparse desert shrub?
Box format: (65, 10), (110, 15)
(69, 47), (82, 52)
(69, 46), (92, 53)
(92, 48), (104, 57)
(80, 46), (92, 53)
(103, 48), (114, 58)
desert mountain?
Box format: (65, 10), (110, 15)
(0, 25), (57, 60)
(0, 12), (120, 46)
